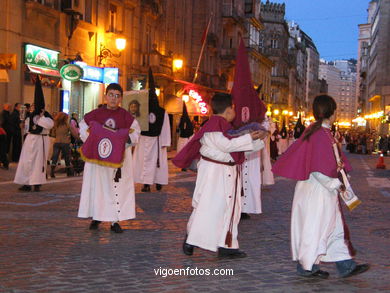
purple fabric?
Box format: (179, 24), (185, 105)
(271, 126), (352, 180)
(172, 115), (246, 168)
(84, 106), (134, 130)
(80, 121), (130, 167)
(231, 38), (266, 128)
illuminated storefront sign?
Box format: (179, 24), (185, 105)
(25, 44), (59, 70)
(74, 62), (118, 84)
(189, 90), (208, 114)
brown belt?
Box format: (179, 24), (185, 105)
(201, 156), (235, 166)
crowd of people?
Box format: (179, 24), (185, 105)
(0, 77), (373, 278)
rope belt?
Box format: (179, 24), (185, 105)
(201, 156), (236, 166)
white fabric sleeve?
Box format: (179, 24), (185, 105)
(206, 132), (254, 153)
(79, 120), (89, 142)
(311, 172), (342, 193)
(37, 116), (54, 130)
(160, 112), (171, 147)
(128, 119), (141, 146)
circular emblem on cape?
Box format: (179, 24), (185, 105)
(98, 138), (112, 159)
(149, 112), (156, 124)
(241, 107), (250, 123)
(104, 118), (116, 129)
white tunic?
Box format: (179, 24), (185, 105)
(78, 119), (141, 221)
(241, 141), (265, 214)
(260, 138), (274, 186)
(291, 171), (352, 270)
(133, 112), (171, 185)
(186, 132), (263, 252)
(14, 116), (54, 185)
(177, 136), (191, 153)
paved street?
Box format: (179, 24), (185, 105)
(0, 153), (389, 292)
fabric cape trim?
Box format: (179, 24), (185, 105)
(79, 148), (124, 169)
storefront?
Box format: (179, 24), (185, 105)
(61, 61), (119, 117)
(23, 43), (61, 113)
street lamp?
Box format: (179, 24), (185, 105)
(98, 37), (127, 66)
(273, 109), (280, 115)
(173, 58), (183, 71)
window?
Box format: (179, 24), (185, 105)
(109, 3), (117, 33)
(271, 39), (278, 49)
(84, 0), (92, 23)
(244, 0), (253, 14)
(271, 66), (278, 76)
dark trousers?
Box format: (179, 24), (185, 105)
(6, 131), (22, 162)
(51, 143), (71, 167)
(0, 134), (9, 167)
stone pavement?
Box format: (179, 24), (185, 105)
(0, 153), (389, 292)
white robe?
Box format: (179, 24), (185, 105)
(133, 112), (171, 185)
(241, 142), (265, 214)
(78, 119), (141, 221)
(186, 132), (263, 252)
(260, 137), (274, 185)
(177, 136), (191, 153)
(14, 116), (54, 185)
(291, 172), (353, 270)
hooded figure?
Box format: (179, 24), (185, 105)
(133, 68), (171, 192)
(14, 76), (54, 192)
(294, 113), (305, 139)
(176, 102), (194, 172)
(277, 121), (289, 155)
(231, 38), (268, 217)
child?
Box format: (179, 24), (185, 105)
(272, 95), (369, 278)
(172, 93), (266, 258)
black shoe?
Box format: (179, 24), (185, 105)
(181, 168), (187, 172)
(111, 222), (123, 233)
(33, 185), (41, 192)
(156, 184), (162, 191)
(182, 237), (195, 255)
(89, 220), (101, 230)
(342, 264), (370, 278)
(311, 270), (330, 279)
(141, 184), (151, 192)
(240, 213), (251, 220)
(218, 248), (247, 258)
(18, 185), (31, 191)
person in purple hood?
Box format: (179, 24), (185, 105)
(272, 95), (369, 278)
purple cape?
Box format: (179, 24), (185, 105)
(172, 115), (245, 168)
(271, 126), (352, 180)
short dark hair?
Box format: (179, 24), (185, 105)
(24, 103), (31, 109)
(211, 93), (233, 114)
(106, 83), (123, 96)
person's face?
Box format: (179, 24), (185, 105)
(15, 104), (21, 111)
(224, 105), (236, 122)
(329, 113), (336, 124)
(105, 90), (122, 110)
(129, 103), (139, 114)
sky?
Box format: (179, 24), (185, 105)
(269, 0), (370, 61)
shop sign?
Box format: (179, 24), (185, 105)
(0, 54), (17, 70)
(74, 62), (118, 84)
(103, 67), (119, 84)
(60, 64), (83, 81)
(189, 89), (208, 114)
(24, 44), (59, 70)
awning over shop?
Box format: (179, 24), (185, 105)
(27, 65), (61, 77)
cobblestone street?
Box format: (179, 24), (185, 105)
(0, 153), (389, 292)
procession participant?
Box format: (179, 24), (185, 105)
(78, 83), (141, 233)
(133, 68), (171, 192)
(173, 93), (267, 258)
(277, 121), (289, 155)
(272, 95), (369, 278)
(230, 38), (268, 219)
(176, 102), (194, 171)
(294, 113), (305, 139)
(14, 77), (54, 192)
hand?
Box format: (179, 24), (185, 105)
(337, 161), (344, 172)
(40, 109), (45, 117)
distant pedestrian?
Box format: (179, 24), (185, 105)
(272, 95), (369, 278)
(0, 114), (9, 169)
(9, 103), (22, 162)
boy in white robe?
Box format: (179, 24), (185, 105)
(78, 83), (140, 233)
(173, 93), (267, 258)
